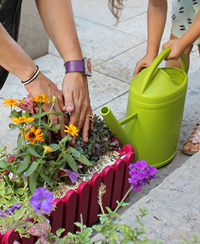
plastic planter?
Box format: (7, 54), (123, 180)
(0, 144), (135, 244)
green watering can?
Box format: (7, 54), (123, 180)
(101, 47), (188, 168)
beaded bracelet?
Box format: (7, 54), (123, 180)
(21, 65), (40, 85)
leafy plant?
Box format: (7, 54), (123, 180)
(76, 114), (119, 164)
(0, 159), (159, 243)
(0, 95), (95, 205)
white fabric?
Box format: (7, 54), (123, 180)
(171, 0), (200, 45)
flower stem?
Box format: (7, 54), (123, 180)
(114, 186), (132, 213)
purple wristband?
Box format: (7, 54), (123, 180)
(64, 60), (84, 73)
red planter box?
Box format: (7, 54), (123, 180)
(0, 144), (135, 244)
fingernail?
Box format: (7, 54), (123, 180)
(65, 105), (73, 112)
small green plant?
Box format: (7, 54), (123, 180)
(76, 114), (118, 164)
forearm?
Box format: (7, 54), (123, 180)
(35, 0), (83, 63)
(147, 0), (167, 56)
(0, 23), (37, 81)
(180, 10), (200, 48)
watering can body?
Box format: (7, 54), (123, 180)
(101, 47), (188, 168)
(124, 47), (188, 168)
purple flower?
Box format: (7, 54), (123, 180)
(5, 203), (22, 215)
(29, 187), (54, 214)
(135, 160), (148, 170)
(64, 169), (79, 184)
(128, 160), (157, 192)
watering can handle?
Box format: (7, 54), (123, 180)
(140, 47), (188, 94)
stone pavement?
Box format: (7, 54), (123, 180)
(0, 0), (200, 242)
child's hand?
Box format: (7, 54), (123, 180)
(162, 38), (186, 61)
(133, 53), (157, 76)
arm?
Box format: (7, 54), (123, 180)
(134, 0), (167, 75)
(163, 10), (200, 60)
(35, 0), (93, 144)
(0, 23), (67, 137)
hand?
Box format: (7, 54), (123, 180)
(62, 72), (94, 145)
(133, 53), (157, 76)
(162, 39), (186, 60)
(24, 71), (68, 138)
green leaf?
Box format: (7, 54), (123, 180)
(50, 112), (66, 116)
(10, 109), (22, 118)
(24, 109), (30, 118)
(56, 228), (65, 237)
(40, 172), (53, 186)
(60, 135), (72, 144)
(48, 143), (60, 152)
(0, 181), (5, 189)
(79, 228), (93, 244)
(27, 145), (41, 157)
(48, 124), (60, 131)
(69, 147), (81, 157)
(119, 224), (134, 241)
(55, 158), (66, 166)
(8, 123), (18, 129)
(78, 155), (93, 166)
(0, 188), (5, 197)
(17, 135), (24, 153)
(17, 156), (30, 174)
(6, 197), (17, 207)
(0, 160), (7, 169)
(15, 188), (25, 195)
(26, 161), (38, 177)
(29, 172), (36, 194)
(0, 160), (12, 172)
(33, 111), (48, 119)
(63, 153), (78, 172)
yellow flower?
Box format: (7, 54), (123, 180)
(24, 127), (44, 144)
(32, 94), (50, 104)
(11, 116), (35, 124)
(64, 124), (78, 136)
(2, 98), (18, 108)
(43, 145), (52, 152)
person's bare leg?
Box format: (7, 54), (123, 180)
(181, 44), (200, 155)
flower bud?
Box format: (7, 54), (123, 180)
(24, 172), (27, 183)
(52, 96), (57, 104)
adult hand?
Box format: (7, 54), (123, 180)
(133, 53), (157, 76)
(24, 71), (68, 138)
(62, 72), (94, 145)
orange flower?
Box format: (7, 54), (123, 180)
(32, 94), (50, 104)
(11, 116), (35, 124)
(24, 127), (44, 144)
(43, 145), (52, 152)
(64, 124), (78, 136)
(2, 98), (18, 108)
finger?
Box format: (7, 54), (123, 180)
(70, 102), (88, 145)
(83, 114), (94, 143)
(64, 91), (75, 113)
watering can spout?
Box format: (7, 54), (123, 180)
(101, 106), (138, 160)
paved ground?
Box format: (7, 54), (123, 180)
(0, 0), (200, 243)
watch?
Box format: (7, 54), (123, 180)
(64, 57), (92, 76)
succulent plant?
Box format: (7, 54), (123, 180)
(76, 114), (119, 165)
